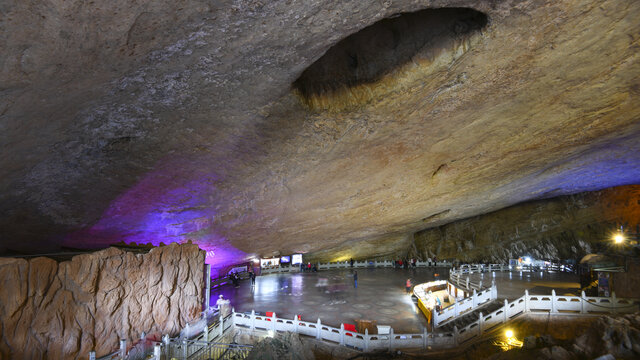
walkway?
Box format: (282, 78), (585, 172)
(210, 267), (580, 333)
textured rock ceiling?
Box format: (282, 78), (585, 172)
(1, 0), (639, 266)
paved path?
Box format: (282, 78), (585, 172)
(210, 267), (579, 333)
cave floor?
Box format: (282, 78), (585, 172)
(210, 268), (580, 334)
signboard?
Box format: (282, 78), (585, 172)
(260, 258), (280, 267)
(598, 272), (610, 297)
(292, 254), (303, 265)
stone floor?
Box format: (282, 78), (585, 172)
(210, 268), (580, 333)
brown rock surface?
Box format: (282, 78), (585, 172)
(0, 0), (638, 265)
(0, 243), (204, 360)
(412, 185), (640, 262)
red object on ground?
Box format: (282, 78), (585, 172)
(266, 311), (275, 321)
(344, 323), (356, 336)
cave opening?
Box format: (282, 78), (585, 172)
(292, 7), (488, 107)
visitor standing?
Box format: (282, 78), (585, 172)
(405, 278), (412, 294)
(350, 258), (354, 268)
(353, 271), (358, 288)
(250, 271), (256, 286)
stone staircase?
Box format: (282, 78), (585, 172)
(438, 299), (504, 332)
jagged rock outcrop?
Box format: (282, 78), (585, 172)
(412, 185), (640, 262)
(489, 313), (640, 359)
(0, 243), (204, 360)
(246, 332), (315, 360)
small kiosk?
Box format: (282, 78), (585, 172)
(413, 280), (454, 324)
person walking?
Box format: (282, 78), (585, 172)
(353, 271), (358, 288)
(250, 271), (256, 287)
(405, 278), (412, 294)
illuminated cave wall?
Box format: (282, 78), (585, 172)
(62, 157), (249, 278)
(412, 185), (640, 262)
(0, 244), (204, 360)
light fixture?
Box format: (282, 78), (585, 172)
(614, 234), (624, 244)
(505, 329), (514, 338)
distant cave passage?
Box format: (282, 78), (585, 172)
(293, 7), (487, 102)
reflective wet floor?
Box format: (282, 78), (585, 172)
(210, 268), (579, 333)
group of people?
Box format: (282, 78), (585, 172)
(300, 262), (317, 272)
(395, 258), (418, 268)
(228, 270), (256, 288)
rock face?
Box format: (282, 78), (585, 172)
(412, 185), (640, 262)
(0, 243), (204, 360)
(490, 313), (640, 359)
(0, 1), (639, 266)
(246, 332), (315, 360)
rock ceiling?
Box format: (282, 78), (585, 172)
(1, 0), (639, 266)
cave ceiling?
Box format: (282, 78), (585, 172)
(1, 0), (639, 265)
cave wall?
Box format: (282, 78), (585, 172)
(0, 243), (204, 360)
(412, 185), (640, 263)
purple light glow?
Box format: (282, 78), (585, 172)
(63, 157), (250, 274)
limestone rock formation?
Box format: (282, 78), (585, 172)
(0, 243), (204, 360)
(489, 313), (640, 360)
(412, 185), (640, 262)
(0, 0), (639, 267)
(246, 332), (315, 360)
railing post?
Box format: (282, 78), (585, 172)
(453, 325), (459, 346)
(492, 281), (497, 299)
(365, 328), (369, 351)
(433, 307), (439, 327)
(389, 327), (394, 351)
(251, 310), (256, 330)
(504, 299), (509, 322)
(466, 277), (470, 289)
(454, 300), (460, 317)
(153, 344), (162, 360)
(472, 289), (478, 307)
(203, 324), (209, 342)
(478, 312), (484, 334)
(271, 312), (277, 331)
(612, 292), (617, 314)
(182, 339), (188, 359)
(205, 263), (211, 311)
(294, 314), (299, 333)
(340, 323), (345, 346)
(524, 290), (530, 312)
(422, 327), (428, 349)
(219, 314), (224, 337)
(89, 351), (96, 360)
(551, 289), (557, 313)
(119, 339), (127, 358)
(316, 319), (322, 339)
(581, 291), (586, 314)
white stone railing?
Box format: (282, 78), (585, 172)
(449, 271), (486, 291)
(232, 288), (640, 353)
(452, 289), (640, 344)
(232, 311), (457, 352)
(260, 266), (301, 275)
(434, 284), (498, 327)
(102, 285), (640, 358)
(316, 259), (452, 270)
(259, 260), (452, 275)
